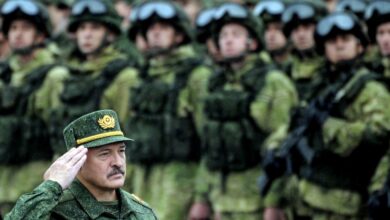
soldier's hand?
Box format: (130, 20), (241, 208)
(263, 207), (286, 220)
(43, 146), (88, 190)
(187, 202), (212, 220)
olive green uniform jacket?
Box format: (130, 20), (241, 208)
(5, 180), (157, 220)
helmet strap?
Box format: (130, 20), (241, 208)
(13, 41), (46, 56)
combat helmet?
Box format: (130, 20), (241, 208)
(136, 0), (193, 45)
(195, 6), (218, 43)
(282, 0), (327, 37)
(1, 0), (51, 37)
(127, 2), (141, 42)
(365, 0), (390, 43)
(68, 0), (122, 34)
(212, 2), (264, 51)
(335, 0), (366, 20)
(39, 0), (74, 8)
(253, 0), (286, 24)
(315, 12), (368, 54)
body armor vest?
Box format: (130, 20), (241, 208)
(203, 63), (272, 172)
(126, 59), (202, 165)
(0, 64), (55, 164)
(300, 69), (388, 195)
(49, 59), (130, 154)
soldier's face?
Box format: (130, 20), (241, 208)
(76, 21), (111, 55)
(78, 142), (126, 191)
(376, 22), (390, 56)
(146, 22), (183, 49)
(218, 23), (257, 58)
(7, 20), (44, 51)
(291, 23), (315, 51)
(265, 22), (287, 51)
(47, 4), (70, 32)
(325, 34), (363, 64)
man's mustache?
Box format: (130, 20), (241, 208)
(107, 166), (125, 178)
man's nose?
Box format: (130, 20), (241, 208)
(111, 152), (124, 167)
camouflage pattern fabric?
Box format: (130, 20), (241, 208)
(4, 180), (157, 219)
(195, 53), (298, 217)
(127, 45), (212, 220)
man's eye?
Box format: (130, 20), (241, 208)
(99, 152), (109, 157)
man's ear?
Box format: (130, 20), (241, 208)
(174, 32), (184, 45)
(107, 31), (116, 42)
(357, 43), (364, 54)
(247, 38), (258, 51)
(34, 32), (46, 44)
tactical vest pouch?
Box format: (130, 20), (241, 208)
(204, 119), (261, 172)
(0, 85), (20, 112)
(132, 81), (170, 114)
(127, 58), (203, 164)
(205, 90), (250, 120)
(126, 81), (170, 163)
(166, 116), (200, 162)
(20, 116), (51, 162)
(0, 116), (20, 163)
(204, 120), (225, 170)
(61, 76), (96, 104)
(126, 114), (165, 164)
(0, 116), (51, 164)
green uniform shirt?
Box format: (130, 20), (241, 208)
(5, 180), (157, 220)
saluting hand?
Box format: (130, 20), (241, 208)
(43, 146), (88, 190)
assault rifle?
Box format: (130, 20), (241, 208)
(258, 70), (371, 196)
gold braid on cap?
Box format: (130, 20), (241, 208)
(76, 131), (124, 145)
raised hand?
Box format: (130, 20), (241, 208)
(44, 146), (88, 190)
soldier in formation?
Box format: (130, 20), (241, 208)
(1, 0), (390, 219)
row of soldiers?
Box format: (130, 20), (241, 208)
(1, 0), (390, 219)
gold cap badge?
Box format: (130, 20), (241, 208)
(98, 115), (115, 129)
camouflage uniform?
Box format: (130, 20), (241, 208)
(4, 110), (157, 219)
(5, 180), (157, 220)
(364, 2), (390, 218)
(195, 3), (298, 219)
(49, 0), (140, 155)
(282, 0), (326, 102)
(264, 12), (390, 219)
(253, 0), (293, 73)
(124, 1), (213, 219)
(40, 0), (76, 58)
(0, 0), (69, 214)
